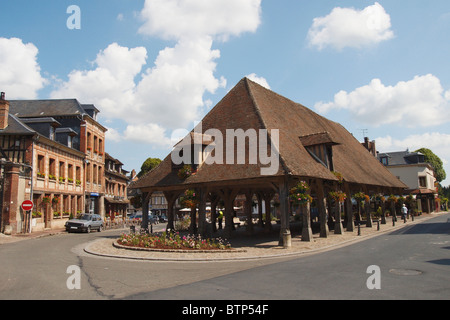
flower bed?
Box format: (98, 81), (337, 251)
(117, 231), (232, 251)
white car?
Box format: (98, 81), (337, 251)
(65, 214), (103, 233)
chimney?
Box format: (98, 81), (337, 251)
(0, 92), (9, 130)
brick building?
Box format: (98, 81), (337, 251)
(104, 153), (130, 219)
(0, 93), (126, 234)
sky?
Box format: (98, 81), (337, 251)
(1, 0), (450, 186)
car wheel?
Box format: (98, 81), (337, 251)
(86, 226), (91, 233)
(98, 225), (102, 232)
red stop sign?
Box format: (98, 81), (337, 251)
(21, 200), (34, 211)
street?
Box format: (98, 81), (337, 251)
(0, 214), (449, 301)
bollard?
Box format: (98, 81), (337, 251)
(130, 225), (135, 234)
(377, 220), (380, 231)
(357, 221), (361, 236)
(411, 214), (414, 221)
(392, 216), (395, 226)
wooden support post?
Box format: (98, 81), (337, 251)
(278, 178), (291, 248)
(334, 200), (344, 235)
(209, 193), (219, 233)
(244, 190), (254, 234)
(197, 187), (208, 237)
(344, 183), (354, 231)
(218, 188), (239, 239)
(315, 179), (329, 238)
(163, 191), (180, 232)
(141, 192), (152, 232)
(256, 193), (263, 227)
(263, 192), (273, 232)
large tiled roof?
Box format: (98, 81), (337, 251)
(132, 78), (406, 190)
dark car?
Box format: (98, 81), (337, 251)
(65, 214), (103, 233)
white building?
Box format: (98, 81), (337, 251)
(377, 150), (438, 213)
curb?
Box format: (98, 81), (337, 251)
(83, 213), (445, 262)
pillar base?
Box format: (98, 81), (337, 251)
(302, 227), (313, 242)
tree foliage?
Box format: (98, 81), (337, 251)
(415, 148), (446, 182)
(137, 157), (162, 178)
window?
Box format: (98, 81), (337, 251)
(381, 157), (388, 166)
(49, 126), (55, 140)
(59, 161), (65, 178)
(37, 155), (45, 175)
(68, 135), (73, 148)
(419, 176), (427, 188)
(49, 158), (56, 176)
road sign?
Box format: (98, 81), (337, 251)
(21, 200), (34, 212)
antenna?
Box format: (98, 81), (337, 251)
(359, 129), (368, 139)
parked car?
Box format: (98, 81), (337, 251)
(159, 215), (168, 223)
(129, 213), (143, 221)
(65, 214), (103, 233)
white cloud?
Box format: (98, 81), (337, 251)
(134, 36), (225, 128)
(308, 2), (394, 50)
(123, 123), (172, 146)
(0, 37), (46, 99)
(138, 0), (261, 41)
(246, 73), (270, 89)
(105, 127), (122, 143)
(51, 43), (147, 120)
(51, 1), (262, 145)
(315, 74), (450, 127)
(376, 132), (450, 186)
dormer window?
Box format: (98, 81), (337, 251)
(299, 132), (340, 171)
(49, 126), (55, 140)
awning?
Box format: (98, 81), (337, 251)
(105, 197), (130, 204)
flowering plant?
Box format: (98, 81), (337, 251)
(118, 231), (232, 250)
(52, 196), (59, 205)
(329, 191), (347, 203)
(353, 192), (366, 202)
(290, 181), (312, 205)
(332, 171), (344, 184)
(387, 194), (398, 203)
(178, 164), (194, 180)
(179, 189), (198, 208)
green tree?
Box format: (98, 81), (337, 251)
(137, 157), (161, 178)
(415, 148), (446, 183)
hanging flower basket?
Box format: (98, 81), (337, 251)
(42, 196), (51, 204)
(332, 171), (344, 184)
(353, 192), (366, 202)
(52, 196), (60, 205)
(387, 194), (398, 203)
(178, 164), (194, 180)
(329, 191), (347, 203)
(289, 181), (312, 205)
(179, 189), (199, 209)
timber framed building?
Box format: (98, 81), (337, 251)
(131, 78), (406, 247)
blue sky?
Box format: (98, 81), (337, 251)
(1, 1), (450, 186)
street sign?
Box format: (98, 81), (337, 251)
(21, 200), (34, 212)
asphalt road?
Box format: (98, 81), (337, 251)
(0, 214), (448, 301)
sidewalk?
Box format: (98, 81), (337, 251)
(84, 211), (449, 262)
(0, 228), (66, 245)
